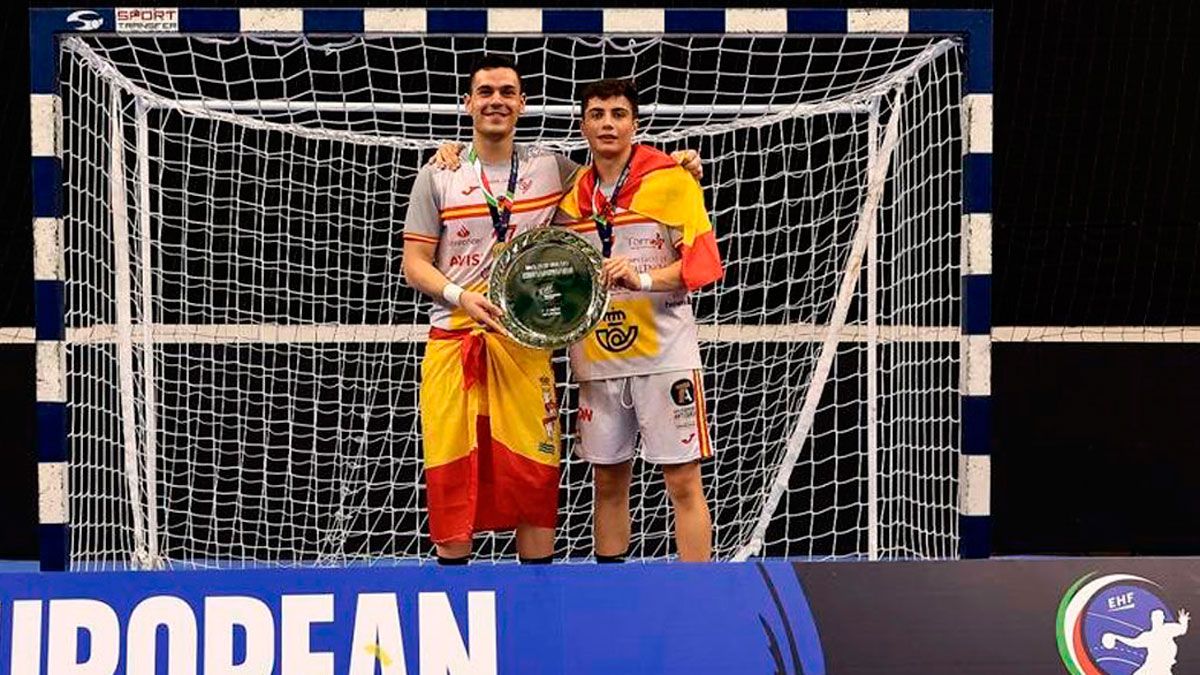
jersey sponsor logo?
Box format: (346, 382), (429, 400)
(449, 253), (482, 268)
(447, 224), (482, 248)
(594, 309), (639, 353)
(581, 298), (659, 363)
(67, 10), (104, 30)
(461, 185), (481, 196)
(628, 232), (666, 251)
(670, 379), (696, 407)
(579, 406), (594, 423)
(518, 176), (533, 194)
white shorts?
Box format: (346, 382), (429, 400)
(575, 369), (714, 465)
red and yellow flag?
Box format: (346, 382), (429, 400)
(421, 328), (560, 544)
(559, 145), (724, 291)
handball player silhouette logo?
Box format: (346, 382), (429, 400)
(1059, 573), (1190, 674)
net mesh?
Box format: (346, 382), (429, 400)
(60, 33), (963, 569)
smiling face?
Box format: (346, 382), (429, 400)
(580, 95), (637, 160)
(464, 67), (526, 140)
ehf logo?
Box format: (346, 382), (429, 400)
(1057, 573), (1190, 674)
(67, 10), (105, 31)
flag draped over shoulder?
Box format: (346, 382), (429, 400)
(559, 145), (724, 290)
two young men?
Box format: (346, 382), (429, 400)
(403, 55), (720, 563)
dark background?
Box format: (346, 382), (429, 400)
(2, 0), (1197, 559)
(797, 558), (1200, 672)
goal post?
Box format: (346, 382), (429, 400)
(31, 7), (993, 570)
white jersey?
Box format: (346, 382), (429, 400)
(403, 144), (576, 330)
(556, 192), (703, 382)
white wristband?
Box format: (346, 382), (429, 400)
(442, 282), (465, 306)
(638, 272), (654, 292)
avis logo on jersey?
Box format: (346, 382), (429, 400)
(449, 253), (482, 268)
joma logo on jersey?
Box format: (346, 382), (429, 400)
(449, 253), (481, 267)
(594, 309), (639, 353)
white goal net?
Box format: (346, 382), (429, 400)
(59, 32), (963, 569)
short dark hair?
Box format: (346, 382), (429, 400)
(579, 78), (640, 118)
(466, 54), (523, 93)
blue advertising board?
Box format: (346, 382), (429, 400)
(0, 562), (822, 674)
(5, 557), (1200, 673)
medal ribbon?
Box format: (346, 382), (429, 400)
(467, 145), (521, 244)
(589, 152), (634, 258)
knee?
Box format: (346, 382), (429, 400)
(593, 464), (631, 503)
(663, 464), (705, 507)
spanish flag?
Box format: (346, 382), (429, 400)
(421, 328), (560, 544)
(559, 145), (724, 291)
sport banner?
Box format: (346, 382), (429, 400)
(2, 558), (1198, 673)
